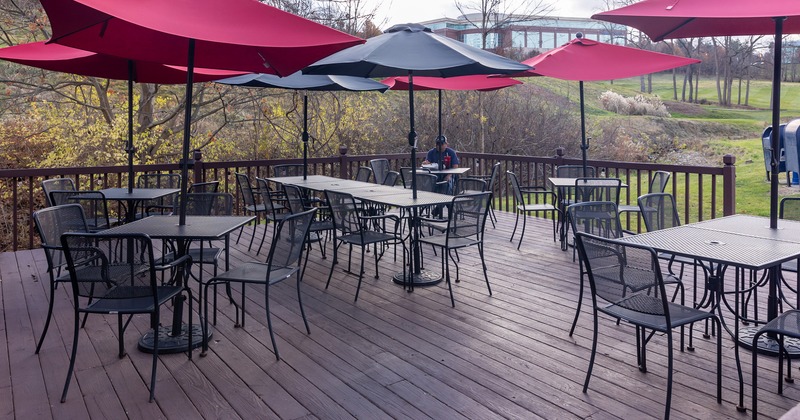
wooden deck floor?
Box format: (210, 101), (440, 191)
(1, 210), (799, 419)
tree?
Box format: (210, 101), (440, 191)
(453, 0), (553, 50)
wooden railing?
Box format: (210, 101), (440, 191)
(0, 147), (736, 251)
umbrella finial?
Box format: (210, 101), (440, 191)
(386, 23), (431, 34)
(576, 32), (584, 39)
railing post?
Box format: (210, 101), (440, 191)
(193, 149), (204, 184)
(723, 154), (736, 216)
(555, 147), (565, 175)
(339, 145), (349, 179)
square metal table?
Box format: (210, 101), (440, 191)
(97, 187), (181, 223)
(103, 215), (254, 354)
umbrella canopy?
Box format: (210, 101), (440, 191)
(0, 41), (243, 192)
(41, 0), (364, 225)
(304, 23), (531, 198)
(217, 72), (388, 179)
(381, 75), (522, 143)
(511, 35), (698, 173)
(593, 0), (800, 229)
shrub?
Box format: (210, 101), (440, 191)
(599, 91), (670, 117)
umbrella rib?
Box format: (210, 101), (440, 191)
(652, 17), (695, 41)
(47, 17), (113, 45)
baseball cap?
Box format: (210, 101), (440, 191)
(435, 135), (447, 145)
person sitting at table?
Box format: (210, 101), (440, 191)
(422, 135), (460, 194)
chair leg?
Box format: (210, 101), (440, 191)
(297, 275), (310, 334)
(665, 330), (673, 420)
(118, 314), (125, 358)
(510, 210), (520, 242)
(149, 310), (159, 403)
(354, 246), (366, 302)
(61, 311), (81, 403)
(569, 263), (585, 337)
(247, 216), (257, 251)
(479, 244), (491, 295)
(35, 279), (56, 354)
(583, 308), (599, 394)
(256, 218), (270, 256)
(517, 212), (527, 250)
(444, 249), (455, 307)
(265, 283), (279, 360)
(325, 240), (339, 290)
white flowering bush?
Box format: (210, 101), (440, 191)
(599, 91), (670, 117)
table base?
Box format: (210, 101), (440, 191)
(138, 324), (210, 354)
(392, 270), (443, 287)
(737, 326), (800, 358)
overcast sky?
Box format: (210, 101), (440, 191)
(371, 0), (608, 28)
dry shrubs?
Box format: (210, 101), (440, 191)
(599, 91), (670, 117)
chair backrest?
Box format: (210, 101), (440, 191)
(506, 171), (526, 204)
(486, 162), (502, 192)
(575, 232), (669, 315)
(638, 193), (681, 231)
(459, 178), (487, 194)
(137, 173), (181, 189)
(446, 192), (492, 242)
(355, 166), (372, 183)
(282, 184), (306, 214)
(414, 173), (439, 192)
(235, 172), (259, 207)
(61, 232), (158, 302)
(325, 190), (362, 236)
(272, 164), (304, 177)
(781, 197), (800, 221)
(383, 171), (400, 186)
(567, 201), (623, 240)
(557, 165), (596, 178)
(42, 178), (76, 207)
(369, 159), (390, 184)
(265, 208), (316, 277)
(50, 190), (112, 232)
(188, 180), (220, 194)
(33, 204), (89, 271)
(399, 167), (413, 188)
(256, 178), (284, 214)
(183, 192), (233, 216)
(649, 170), (671, 193)
(574, 177), (622, 205)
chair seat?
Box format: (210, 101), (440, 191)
(418, 235), (479, 249)
(783, 259), (798, 273)
(212, 262), (298, 285)
(86, 285), (183, 313)
(518, 203), (557, 212)
(186, 247), (223, 264)
(601, 295), (715, 331)
(758, 310), (800, 339)
(310, 220), (333, 233)
(618, 204), (640, 213)
(593, 265), (682, 292)
(339, 231), (399, 246)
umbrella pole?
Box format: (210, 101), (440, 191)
(303, 93), (309, 180)
(409, 71), (417, 199)
(438, 89), (443, 140)
(178, 39), (196, 226)
(579, 81), (588, 175)
(127, 60), (135, 193)
(769, 18), (785, 230)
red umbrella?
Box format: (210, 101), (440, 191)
(381, 75), (522, 143)
(509, 35), (699, 173)
(593, 0), (800, 229)
(0, 41), (243, 191)
(40, 0), (363, 224)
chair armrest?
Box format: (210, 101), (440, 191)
(154, 253), (192, 272)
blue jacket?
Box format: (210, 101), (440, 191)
(425, 147), (460, 169)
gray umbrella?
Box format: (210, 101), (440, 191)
(303, 23), (531, 197)
(217, 72), (388, 179)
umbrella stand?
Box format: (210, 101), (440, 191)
(178, 39), (195, 227)
(302, 92), (309, 180)
(769, 17), (784, 230)
(127, 60), (135, 193)
(579, 81), (588, 175)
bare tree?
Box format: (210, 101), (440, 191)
(453, 0), (553, 50)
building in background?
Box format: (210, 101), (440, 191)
(422, 14), (627, 57)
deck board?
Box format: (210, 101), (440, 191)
(2, 210), (799, 419)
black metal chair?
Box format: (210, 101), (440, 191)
(462, 162), (501, 227)
(752, 310), (800, 419)
(370, 158), (390, 184)
(60, 232), (191, 402)
(618, 170), (670, 217)
(272, 163), (304, 177)
(137, 173), (181, 216)
(324, 190), (404, 301)
(575, 232), (721, 420)
(355, 166), (372, 183)
(42, 177), (76, 207)
(458, 178), (487, 195)
(204, 208), (316, 360)
(383, 170), (400, 186)
(31, 204), (90, 354)
(555, 164), (596, 209)
(49, 190), (117, 232)
(234, 172), (269, 250)
(188, 180), (220, 193)
(507, 171), (560, 249)
(417, 192), (493, 307)
(283, 184), (333, 262)
(255, 177), (290, 255)
(574, 177), (622, 205)
(399, 167), (413, 189)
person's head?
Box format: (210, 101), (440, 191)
(435, 136), (447, 152)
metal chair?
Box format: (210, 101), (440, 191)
(752, 310), (800, 419)
(284, 184), (333, 261)
(507, 171), (560, 249)
(462, 162), (501, 227)
(255, 177), (290, 255)
(188, 180), (220, 193)
(618, 170), (671, 215)
(575, 232), (721, 420)
(555, 165), (596, 210)
(234, 172), (268, 250)
(355, 166), (373, 183)
(31, 204), (89, 354)
(60, 232), (191, 402)
(382, 170), (400, 186)
(49, 190), (117, 232)
(204, 208), (316, 360)
(272, 163), (305, 177)
(417, 192), (493, 307)
(137, 173), (181, 216)
(324, 190), (404, 301)
(458, 178), (487, 195)
(370, 158), (390, 184)
(42, 177), (76, 206)
(574, 177), (622, 205)
(399, 167), (414, 189)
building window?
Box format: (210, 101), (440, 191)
(512, 31), (526, 48)
(541, 32), (555, 49)
(556, 32), (569, 46)
(527, 32), (539, 48)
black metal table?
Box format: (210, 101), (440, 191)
(97, 187), (181, 223)
(269, 176), (455, 287)
(103, 215), (254, 353)
(619, 215), (800, 410)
